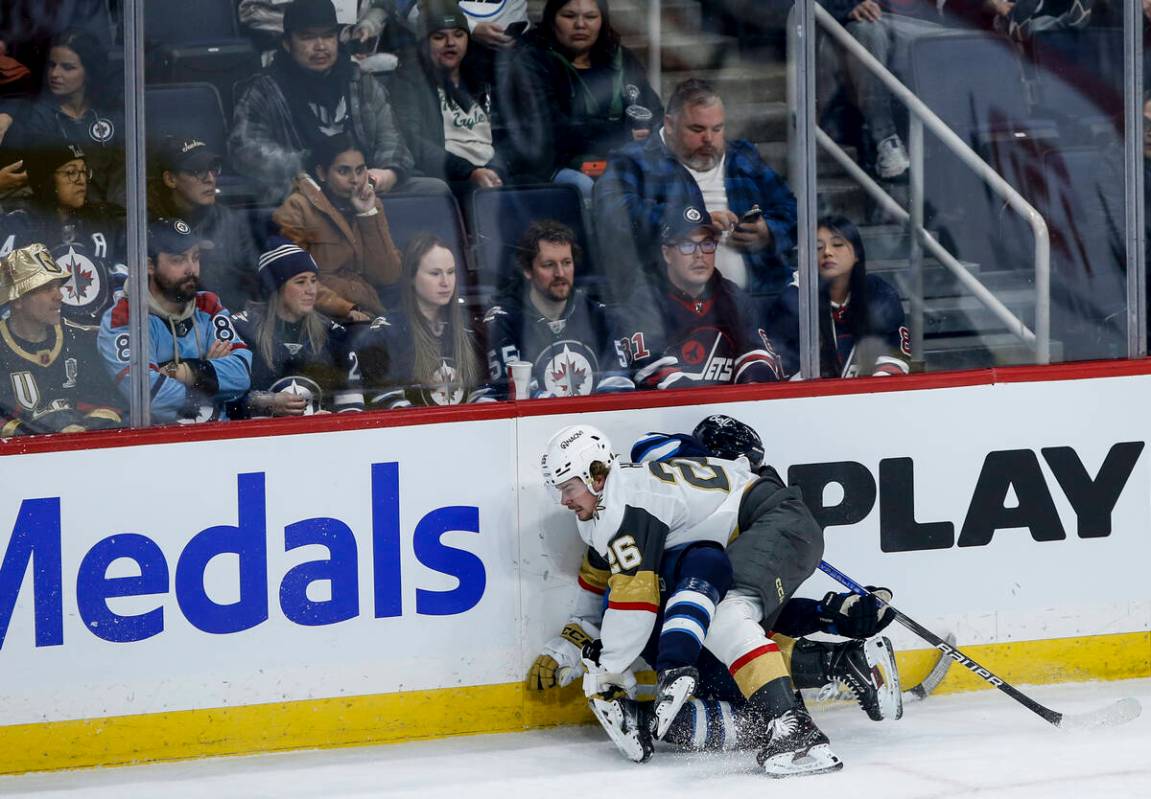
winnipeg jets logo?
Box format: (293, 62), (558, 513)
(89, 117), (114, 143)
(684, 206), (703, 223)
(428, 359), (464, 406)
(541, 342), (596, 397)
(311, 98), (349, 137)
(174, 220), (191, 235)
(270, 375), (322, 415)
(57, 247), (100, 308)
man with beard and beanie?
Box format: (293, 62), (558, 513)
(149, 135), (262, 313)
(619, 203), (781, 391)
(594, 79), (797, 303)
(0, 242), (122, 436)
(482, 219), (632, 399)
(98, 218), (253, 424)
(230, 0), (448, 203)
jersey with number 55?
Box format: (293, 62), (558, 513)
(576, 455), (758, 672)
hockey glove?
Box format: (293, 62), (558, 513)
(817, 587), (894, 638)
(526, 623), (595, 691)
(580, 638), (637, 700)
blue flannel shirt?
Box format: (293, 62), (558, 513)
(594, 133), (798, 296)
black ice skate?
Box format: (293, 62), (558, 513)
(588, 695), (654, 763)
(653, 666), (698, 740)
(755, 707), (843, 778)
(830, 636), (903, 721)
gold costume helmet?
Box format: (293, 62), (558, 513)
(0, 243), (70, 304)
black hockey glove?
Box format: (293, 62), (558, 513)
(581, 638), (603, 666)
(817, 587), (894, 638)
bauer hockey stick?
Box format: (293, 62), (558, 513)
(818, 560), (1142, 730)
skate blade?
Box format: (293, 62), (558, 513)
(589, 698), (653, 763)
(762, 743), (844, 778)
(654, 674), (697, 740)
(866, 636), (904, 721)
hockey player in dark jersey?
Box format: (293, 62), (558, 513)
(768, 215), (911, 378)
(0, 243), (122, 435)
(539, 423), (847, 776)
(2, 143), (127, 329)
(484, 220), (633, 399)
(229, 239), (364, 417)
(620, 203), (781, 390)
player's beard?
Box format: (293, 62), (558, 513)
(154, 272), (199, 305)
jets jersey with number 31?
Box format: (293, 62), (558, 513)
(576, 456), (759, 672)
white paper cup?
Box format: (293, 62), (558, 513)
(507, 360), (533, 400)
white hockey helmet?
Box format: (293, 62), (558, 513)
(541, 424), (616, 495)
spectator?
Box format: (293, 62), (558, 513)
(768, 215), (911, 378)
(503, 0), (662, 200)
(594, 78), (797, 301)
(229, 238), (365, 417)
(98, 218), (253, 424)
(3, 142), (126, 329)
(240, 0), (403, 69)
(391, 3), (508, 201)
(620, 203), (782, 390)
(483, 219), (632, 398)
(457, 0), (531, 51)
(0, 242), (122, 435)
(230, 0), (446, 203)
(273, 133), (403, 322)
(354, 233), (488, 408)
(4, 29), (124, 204)
(149, 135), (262, 314)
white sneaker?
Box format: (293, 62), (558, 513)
(875, 134), (910, 179)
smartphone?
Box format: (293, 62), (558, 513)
(505, 21), (529, 38)
(741, 205), (763, 224)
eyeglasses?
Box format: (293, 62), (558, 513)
(673, 238), (718, 255)
(55, 166), (92, 184)
(183, 164), (222, 182)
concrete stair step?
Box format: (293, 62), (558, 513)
(612, 0), (703, 37)
(922, 333), (1055, 371)
(623, 32), (737, 71)
(659, 63), (788, 106)
(756, 140), (857, 178)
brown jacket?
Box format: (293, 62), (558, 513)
(273, 175), (402, 319)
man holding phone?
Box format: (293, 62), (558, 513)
(594, 79), (797, 301)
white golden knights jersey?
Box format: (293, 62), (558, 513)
(574, 456), (759, 672)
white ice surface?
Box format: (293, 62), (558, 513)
(4, 678), (1151, 799)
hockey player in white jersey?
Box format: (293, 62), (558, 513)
(539, 424), (846, 776)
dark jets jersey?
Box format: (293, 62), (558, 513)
(2, 209), (128, 329)
(621, 275), (781, 389)
(230, 307), (364, 416)
(0, 319), (123, 435)
(768, 273), (911, 378)
(483, 288), (633, 399)
(352, 310), (491, 409)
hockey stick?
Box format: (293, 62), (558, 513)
(818, 561), (1142, 730)
(906, 632), (956, 702)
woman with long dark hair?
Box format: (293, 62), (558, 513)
(391, 5), (508, 200)
(503, 0), (662, 199)
(354, 233), (489, 408)
(3, 142), (125, 329)
(229, 238), (365, 417)
(5, 29), (124, 204)
(273, 132), (403, 322)
(768, 215), (911, 378)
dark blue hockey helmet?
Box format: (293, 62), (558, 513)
(692, 414), (765, 466)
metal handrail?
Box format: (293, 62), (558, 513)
(798, 6), (1051, 363)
